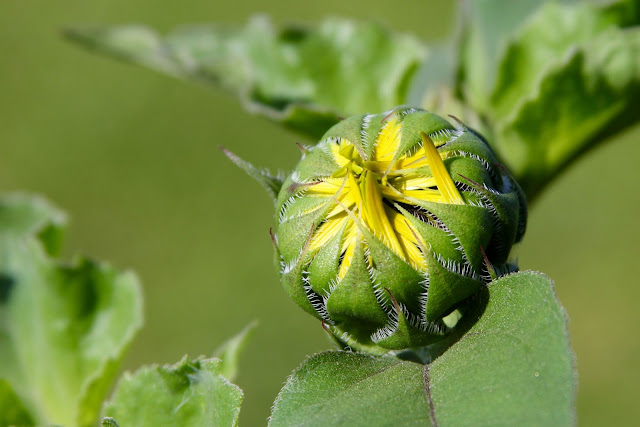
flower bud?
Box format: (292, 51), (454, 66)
(272, 107), (526, 352)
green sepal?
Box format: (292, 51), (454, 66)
(396, 110), (454, 158)
(477, 189), (521, 265)
(372, 306), (445, 350)
(307, 225), (344, 296)
(292, 146), (337, 182)
(394, 205), (464, 264)
(424, 250), (483, 322)
(416, 201), (494, 275)
(280, 249), (319, 319)
(276, 206), (324, 264)
(221, 147), (283, 202)
(278, 194), (327, 225)
(447, 156), (495, 194)
(360, 227), (424, 315)
(320, 115), (368, 154)
(441, 131), (500, 168)
(326, 238), (388, 342)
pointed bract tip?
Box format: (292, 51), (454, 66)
(296, 142), (309, 154)
(448, 114), (466, 128)
(457, 173), (483, 191)
(384, 287), (400, 312)
(381, 110), (396, 124)
(321, 319), (332, 334)
(480, 246), (496, 281)
(219, 146), (237, 161)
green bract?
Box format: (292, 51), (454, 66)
(272, 107), (526, 353)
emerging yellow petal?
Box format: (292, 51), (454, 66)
(420, 132), (464, 205)
(302, 115), (464, 277)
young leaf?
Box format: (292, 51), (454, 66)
(66, 17), (426, 140)
(0, 192), (67, 256)
(102, 356), (243, 427)
(269, 272), (575, 426)
(0, 194), (144, 427)
(214, 321), (257, 382)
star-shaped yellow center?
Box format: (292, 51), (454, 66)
(306, 117), (464, 277)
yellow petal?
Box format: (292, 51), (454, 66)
(374, 117), (402, 162)
(420, 131), (464, 205)
(361, 172), (404, 258)
(310, 214), (347, 252)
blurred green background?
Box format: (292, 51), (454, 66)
(2, 1), (639, 425)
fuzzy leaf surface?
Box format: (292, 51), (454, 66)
(269, 271), (574, 426)
(0, 194), (144, 427)
(66, 17), (426, 139)
(102, 356), (243, 427)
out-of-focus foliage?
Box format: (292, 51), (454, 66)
(102, 356), (243, 426)
(458, 0), (640, 198)
(0, 194), (143, 426)
(66, 0), (640, 202)
(66, 17), (425, 139)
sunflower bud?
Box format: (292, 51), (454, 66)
(270, 108), (526, 352)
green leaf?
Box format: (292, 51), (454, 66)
(101, 417), (119, 427)
(269, 272), (575, 426)
(454, 1), (640, 200)
(0, 379), (35, 427)
(66, 16), (426, 140)
(214, 321), (257, 382)
(270, 352), (431, 426)
(102, 356), (243, 427)
(489, 4), (640, 198)
(0, 193), (67, 256)
(0, 194), (144, 427)
(489, 2), (638, 120)
(456, 0), (579, 112)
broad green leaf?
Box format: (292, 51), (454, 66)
(102, 356), (243, 427)
(270, 352), (431, 426)
(269, 271), (575, 426)
(455, 1), (640, 200)
(0, 194), (144, 427)
(66, 17), (426, 140)
(489, 1), (639, 120)
(214, 321), (257, 382)
(491, 14), (640, 198)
